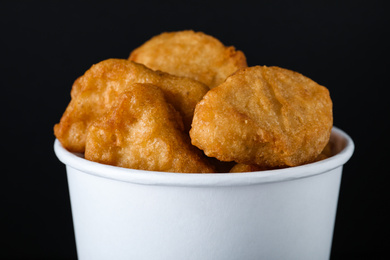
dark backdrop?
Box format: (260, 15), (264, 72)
(2, 1), (389, 259)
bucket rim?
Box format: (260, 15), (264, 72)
(54, 126), (354, 187)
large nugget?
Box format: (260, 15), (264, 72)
(129, 30), (247, 89)
(85, 83), (214, 173)
(190, 66), (333, 168)
(54, 59), (209, 153)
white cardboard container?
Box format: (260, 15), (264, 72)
(54, 127), (354, 260)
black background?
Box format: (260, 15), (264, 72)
(2, 1), (389, 259)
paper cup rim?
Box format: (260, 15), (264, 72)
(54, 126), (354, 187)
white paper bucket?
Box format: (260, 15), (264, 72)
(54, 127), (354, 260)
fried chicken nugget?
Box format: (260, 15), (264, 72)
(190, 66), (333, 168)
(129, 30), (247, 89)
(54, 59), (209, 153)
(85, 83), (214, 173)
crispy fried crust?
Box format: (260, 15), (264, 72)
(85, 83), (214, 173)
(190, 66), (333, 168)
(54, 59), (209, 152)
(129, 30), (247, 89)
(231, 140), (334, 173)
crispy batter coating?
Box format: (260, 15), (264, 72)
(129, 30), (247, 89)
(190, 66), (333, 168)
(231, 139), (334, 172)
(54, 59), (209, 153)
(85, 83), (214, 173)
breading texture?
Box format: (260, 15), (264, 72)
(54, 59), (209, 153)
(129, 30), (248, 89)
(190, 66), (333, 168)
(85, 83), (214, 173)
(229, 141), (334, 173)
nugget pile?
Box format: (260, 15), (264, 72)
(54, 30), (333, 173)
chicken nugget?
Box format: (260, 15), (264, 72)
(190, 66), (333, 168)
(85, 83), (214, 173)
(54, 59), (209, 153)
(129, 30), (247, 89)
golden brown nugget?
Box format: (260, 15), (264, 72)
(54, 59), (209, 153)
(129, 30), (247, 89)
(85, 83), (214, 173)
(190, 66), (333, 168)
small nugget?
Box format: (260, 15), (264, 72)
(190, 66), (333, 168)
(85, 83), (214, 173)
(54, 59), (209, 152)
(129, 30), (247, 89)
